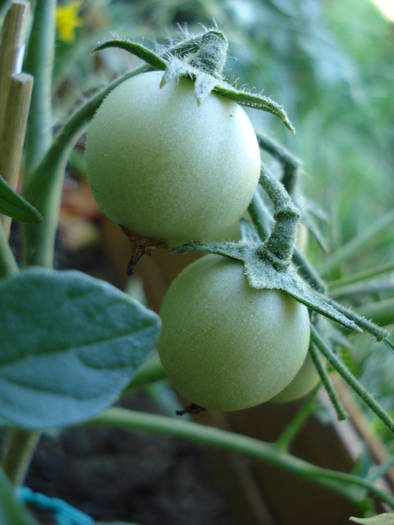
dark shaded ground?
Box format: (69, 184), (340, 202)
(26, 392), (232, 525)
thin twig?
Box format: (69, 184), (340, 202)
(309, 342), (347, 421)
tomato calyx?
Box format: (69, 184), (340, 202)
(92, 28), (295, 133)
(174, 167), (389, 343)
(119, 225), (168, 275)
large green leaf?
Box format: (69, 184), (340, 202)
(0, 176), (42, 223)
(0, 268), (160, 429)
(0, 470), (39, 525)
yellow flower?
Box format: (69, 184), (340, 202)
(56, 1), (83, 43)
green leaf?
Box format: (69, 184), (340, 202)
(0, 176), (42, 223)
(0, 470), (39, 525)
(349, 514), (394, 525)
(0, 268), (160, 429)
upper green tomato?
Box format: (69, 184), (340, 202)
(271, 352), (320, 403)
(86, 71), (260, 243)
(158, 255), (311, 411)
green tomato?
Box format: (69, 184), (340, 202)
(271, 352), (320, 403)
(158, 255), (311, 411)
(86, 71), (260, 243)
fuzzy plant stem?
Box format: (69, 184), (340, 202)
(21, 32), (209, 268)
(248, 190), (326, 291)
(310, 325), (394, 434)
(309, 341), (347, 421)
(257, 167), (301, 268)
(1, 430), (40, 486)
(22, 0), (56, 178)
(256, 132), (301, 195)
(275, 390), (318, 453)
(189, 30), (228, 78)
(89, 407), (394, 508)
(0, 221), (18, 277)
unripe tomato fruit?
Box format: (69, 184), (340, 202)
(271, 352), (319, 403)
(86, 71), (260, 243)
(158, 255), (311, 411)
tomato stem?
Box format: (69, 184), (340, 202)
(89, 407), (394, 509)
(309, 342), (348, 421)
(258, 166), (300, 267)
(190, 30), (228, 78)
(248, 190), (326, 291)
(257, 132), (301, 195)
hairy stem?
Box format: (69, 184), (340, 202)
(257, 132), (301, 195)
(258, 167), (301, 267)
(89, 407), (394, 508)
(248, 189), (325, 291)
(190, 30), (228, 78)
(309, 342), (347, 421)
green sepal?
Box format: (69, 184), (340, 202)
(93, 34), (295, 133)
(175, 236), (382, 334)
(214, 82), (295, 134)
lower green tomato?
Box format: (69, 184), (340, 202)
(271, 352), (320, 403)
(158, 255), (311, 411)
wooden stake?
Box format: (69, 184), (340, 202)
(0, 1), (32, 238)
(0, 73), (33, 236)
(0, 1), (30, 139)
